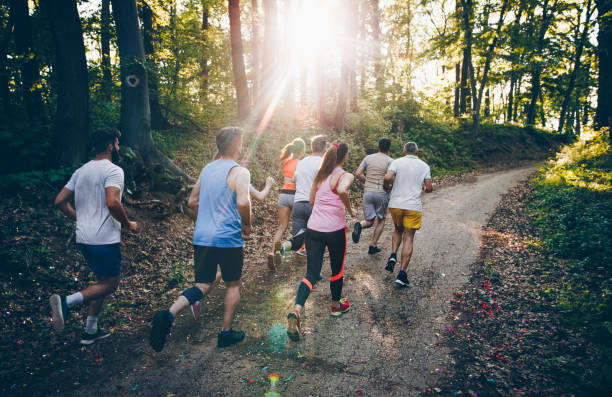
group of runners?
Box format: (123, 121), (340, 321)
(49, 126), (432, 351)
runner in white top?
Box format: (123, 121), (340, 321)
(50, 128), (138, 345)
(383, 141), (433, 287)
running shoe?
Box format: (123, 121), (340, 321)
(267, 252), (276, 271)
(395, 270), (410, 288)
(217, 329), (245, 348)
(368, 246), (381, 254)
(352, 222), (362, 243)
(296, 246), (307, 257)
(191, 301), (201, 320)
(287, 309), (301, 341)
(49, 294), (69, 333)
(80, 328), (111, 345)
(150, 310), (173, 352)
(385, 253), (397, 272)
(273, 242), (285, 266)
(330, 298), (350, 316)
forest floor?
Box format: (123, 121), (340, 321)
(1, 161), (593, 396)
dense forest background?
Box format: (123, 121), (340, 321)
(0, 0), (609, 182)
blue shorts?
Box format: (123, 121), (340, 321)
(77, 243), (122, 277)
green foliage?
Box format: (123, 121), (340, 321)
(166, 261), (187, 289)
(528, 128), (612, 392)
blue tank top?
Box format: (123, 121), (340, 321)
(193, 159), (243, 247)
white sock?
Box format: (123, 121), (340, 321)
(66, 292), (84, 308)
(85, 316), (98, 334)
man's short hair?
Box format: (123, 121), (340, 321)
(311, 135), (327, 153)
(404, 141), (418, 153)
(92, 127), (121, 154)
(378, 138), (391, 153)
(216, 127), (243, 155)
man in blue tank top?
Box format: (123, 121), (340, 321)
(150, 127), (252, 351)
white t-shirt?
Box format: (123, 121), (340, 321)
(65, 159), (125, 245)
(388, 155), (431, 212)
(293, 155), (322, 202)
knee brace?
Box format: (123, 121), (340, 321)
(181, 286), (204, 305)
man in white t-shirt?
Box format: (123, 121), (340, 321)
(50, 128), (138, 345)
(383, 141), (433, 288)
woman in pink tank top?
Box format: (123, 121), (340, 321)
(286, 141), (355, 341)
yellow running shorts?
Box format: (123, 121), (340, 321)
(389, 208), (422, 230)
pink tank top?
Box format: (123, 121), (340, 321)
(307, 168), (348, 232)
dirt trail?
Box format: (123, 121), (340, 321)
(76, 166), (536, 397)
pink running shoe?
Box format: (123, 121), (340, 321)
(330, 298), (350, 316)
(191, 301), (200, 320)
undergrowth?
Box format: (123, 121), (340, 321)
(528, 128), (612, 393)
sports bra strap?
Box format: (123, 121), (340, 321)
(332, 170), (348, 193)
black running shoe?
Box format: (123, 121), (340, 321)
(395, 270), (410, 288)
(352, 222), (362, 243)
(49, 294), (69, 333)
(385, 254), (397, 272)
(368, 246), (381, 254)
(150, 310), (172, 352)
(218, 329), (245, 348)
(80, 328), (111, 345)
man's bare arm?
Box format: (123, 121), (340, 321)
(106, 187), (137, 232)
(383, 170), (395, 191)
(424, 179), (433, 193)
(354, 164), (366, 182)
(187, 177), (201, 210)
(54, 187), (76, 220)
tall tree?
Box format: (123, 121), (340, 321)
(100, 0), (112, 102)
(459, 0), (476, 129)
(0, 17), (12, 118)
(200, 0), (210, 101)
(595, 0), (612, 131)
(9, 0), (47, 125)
(526, 0), (555, 126)
(261, 0), (278, 114)
(558, 0), (594, 132)
(43, 0), (89, 166)
(110, 0), (189, 179)
(250, 0), (260, 103)
(228, 0), (250, 119)
(371, 0), (383, 94)
(140, 1), (171, 130)
(349, 1), (359, 112)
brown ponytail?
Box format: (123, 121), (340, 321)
(279, 138), (306, 163)
(312, 141), (348, 188)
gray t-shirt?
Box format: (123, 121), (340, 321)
(65, 159), (124, 245)
(359, 152), (393, 193)
(293, 155), (322, 202)
(388, 155), (431, 212)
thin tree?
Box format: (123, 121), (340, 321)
(9, 0), (47, 125)
(371, 0), (383, 95)
(43, 0), (89, 166)
(100, 0), (112, 102)
(250, 0), (260, 103)
(228, 0), (250, 119)
(200, 0), (210, 101)
(558, 0), (595, 132)
(594, 0), (612, 132)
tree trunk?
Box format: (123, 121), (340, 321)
(558, 0), (594, 132)
(484, 88), (491, 118)
(250, 0), (259, 103)
(526, 0), (552, 126)
(513, 75), (522, 122)
(228, 0), (250, 119)
(371, 0), (383, 95)
(460, 0), (478, 134)
(454, 62), (460, 117)
(43, 0), (89, 166)
(10, 0), (47, 125)
(200, 0), (210, 102)
(335, 63), (349, 131)
(472, 0), (509, 130)
(459, 48), (470, 115)
(507, 72), (515, 122)
(0, 20), (13, 118)
(110, 0), (190, 181)
(282, 0), (295, 125)
(141, 2), (171, 130)
(595, 0), (612, 131)
(100, 0), (112, 102)
(349, 0), (359, 113)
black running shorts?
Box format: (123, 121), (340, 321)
(193, 245), (243, 283)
